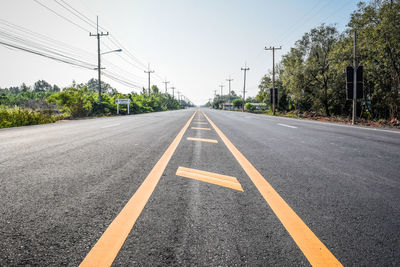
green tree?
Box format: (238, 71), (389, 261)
(34, 80), (53, 92)
(232, 98), (243, 109)
(48, 85), (94, 118)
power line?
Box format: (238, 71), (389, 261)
(0, 40), (95, 70)
(54, 0), (96, 28)
(33, 0), (91, 32)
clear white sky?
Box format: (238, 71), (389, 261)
(0, 0), (360, 105)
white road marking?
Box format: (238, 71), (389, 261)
(101, 123), (120, 128)
(277, 123), (297, 129)
(226, 110), (400, 134)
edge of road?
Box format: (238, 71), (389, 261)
(208, 109), (400, 134)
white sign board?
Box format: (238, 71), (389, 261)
(115, 98), (131, 114)
(115, 98), (131, 104)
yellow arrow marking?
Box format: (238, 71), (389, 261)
(191, 127), (211, 130)
(187, 137), (218, 143)
(176, 167), (243, 192)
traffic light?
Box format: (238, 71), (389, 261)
(346, 66), (363, 99)
(269, 88), (278, 105)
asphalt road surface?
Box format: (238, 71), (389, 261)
(0, 108), (399, 266)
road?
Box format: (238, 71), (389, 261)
(0, 108), (399, 266)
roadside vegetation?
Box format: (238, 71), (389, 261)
(207, 1), (400, 127)
(0, 79), (192, 128)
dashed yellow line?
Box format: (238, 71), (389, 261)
(202, 111), (342, 267)
(79, 111), (197, 267)
(191, 127), (211, 130)
(176, 166), (243, 192)
(187, 137), (218, 143)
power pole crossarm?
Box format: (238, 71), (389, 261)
(265, 46), (282, 115)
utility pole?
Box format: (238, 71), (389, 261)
(213, 90), (217, 98)
(265, 46), (282, 115)
(171, 86), (175, 99)
(226, 76), (233, 105)
(352, 32), (357, 125)
(241, 64), (250, 112)
(90, 16), (108, 103)
(219, 84), (224, 97)
(163, 79), (170, 94)
(144, 64), (154, 96)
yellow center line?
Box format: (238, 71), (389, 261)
(191, 127), (211, 130)
(187, 137), (218, 144)
(202, 111), (342, 267)
(79, 111), (197, 267)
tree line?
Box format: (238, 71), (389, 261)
(0, 79), (192, 128)
(255, 0), (399, 121)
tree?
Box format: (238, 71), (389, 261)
(347, 0), (400, 119)
(232, 98), (243, 109)
(48, 85), (94, 118)
(280, 24), (339, 116)
(86, 78), (117, 95)
(34, 80), (53, 92)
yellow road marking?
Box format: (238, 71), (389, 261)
(79, 111), (197, 267)
(187, 137), (218, 144)
(176, 166), (243, 192)
(191, 127), (211, 130)
(202, 112), (342, 267)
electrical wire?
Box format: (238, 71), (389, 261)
(32, 0), (91, 33)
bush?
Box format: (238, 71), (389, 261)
(245, 102), (256, 112)
(48, 85), (94, 118)
(0, 106), (62, 128)
(232, 99), (244, 109)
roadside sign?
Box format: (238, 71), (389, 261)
(346, 66), (363, 99)
(115, 98), (131, 105)
(115, 98), (131, 115)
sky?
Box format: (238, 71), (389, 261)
(0, 0), (360, 105)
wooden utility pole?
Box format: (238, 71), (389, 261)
(241, 64), (249, 111)
(90, 16), (108, 103)
(265, 46), (281, 115)
(163, 79), (170, 94)
(144, 64), (154, 96)
(226, 76), (233, 105)
(352, 32), (357, 125)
